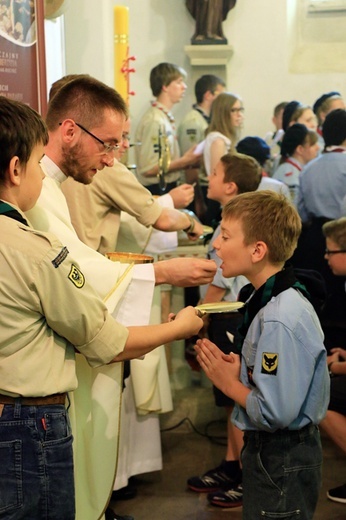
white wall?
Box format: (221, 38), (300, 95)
(44, 17), (65, 95)
(56, 0), (346, 139)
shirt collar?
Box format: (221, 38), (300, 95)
(42, 155), (68, 184)
(325, 145), (346, 153)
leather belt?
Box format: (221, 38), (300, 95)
(0, 393), (67, 405)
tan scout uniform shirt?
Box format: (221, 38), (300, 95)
(0, 212), (129, 398)
(178, 107), (208, 187)
(135, 103), (181, 187)
(61, 161), (163, 255)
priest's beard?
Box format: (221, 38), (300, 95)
(60, 141), (95, 185)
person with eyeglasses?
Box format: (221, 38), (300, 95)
(62, 114), (202, 256)
(319, 217), (346, 353)
(25, 75), (217, 520)
(61, 114), (206, 515)
(0, 96), (204, 520)
(319, 217), (346, 505)
(202, 92), (244, 226)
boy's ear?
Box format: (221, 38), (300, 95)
(252, 241), (268, 263)
(8, 156), (22, 186)
(224, 181), (238, 196)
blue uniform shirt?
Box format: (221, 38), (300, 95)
(298, 151), (346, 223)
(232, 288), (330, 432)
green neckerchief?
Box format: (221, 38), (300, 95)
(0, 200), (28, 226)
(235, 264), (309, 354)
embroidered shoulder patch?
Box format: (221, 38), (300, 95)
(261, 353), (278, 375)
(68, 264), (85, 288)
(52, 246), (69, 268)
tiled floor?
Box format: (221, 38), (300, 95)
(109, 381), (346, 520)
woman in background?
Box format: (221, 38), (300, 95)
(313, 91), (345, 150)
(273, 123), (319, 206)
(202, 92), (244, 225)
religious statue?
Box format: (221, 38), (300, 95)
(186, 0), (236, 45)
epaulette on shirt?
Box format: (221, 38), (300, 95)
(51, 246), (69, 268)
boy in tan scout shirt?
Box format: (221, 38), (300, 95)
(135, 62), (202, 195)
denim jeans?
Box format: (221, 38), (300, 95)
(242, 424), (322, 520)
(0, 402), (74, 520)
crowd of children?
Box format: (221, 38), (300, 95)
(1, 65), (346, 520)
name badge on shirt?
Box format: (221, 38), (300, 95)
(261, 353), (278, 375)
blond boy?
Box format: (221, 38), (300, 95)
(196, 190), (330, 519)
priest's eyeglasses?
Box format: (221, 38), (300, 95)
(59, 122), (120, 153)
(75, 122), (120, 153)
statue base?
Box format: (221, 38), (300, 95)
(184, 44), (233, 66)
(190, 37), (228, 45)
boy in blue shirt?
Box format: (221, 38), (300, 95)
(195, 190), (330, 519)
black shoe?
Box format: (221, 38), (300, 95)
(111, 483), (137, 501)
(187, 460), (239, 493)
(207, 484), (243, 508)
(327, 483), (346, 504)
(105, 507), (134, 520)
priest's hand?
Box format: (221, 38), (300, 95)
(153, 257), (217, 287)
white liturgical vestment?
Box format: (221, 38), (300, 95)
(26, 156), (155, 520)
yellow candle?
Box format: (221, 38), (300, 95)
(114, 5), (129, 103)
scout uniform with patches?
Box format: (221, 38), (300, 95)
(135, 101), (181, 188)
(230, 266), (330, 519)
(178, 105), (209, 188)
(61, 161), (163, 256)
(232, 268), (330, 433)
(26, 156), (156, 520)
(0, 205), (129, 398)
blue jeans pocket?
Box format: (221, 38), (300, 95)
(0, 439), (22, 514)
(42, 410), (72, 443)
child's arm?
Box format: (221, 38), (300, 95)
(209, 138), (228, 174)
(114, 306), (203, 361)
(203, 283), (226, 304)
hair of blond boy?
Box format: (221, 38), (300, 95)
(207, 92), (242, 149)
(322, 217), (346, 250)
(46, 75), (128, 132)
(222, 190), (302, 264)
(0, 96), (48, 183)
(220, 152), (261, 194)
(150, 62), (187, 97)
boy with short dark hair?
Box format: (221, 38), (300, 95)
(178, 74), (226, 218)
(195, 190), (330, 519)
